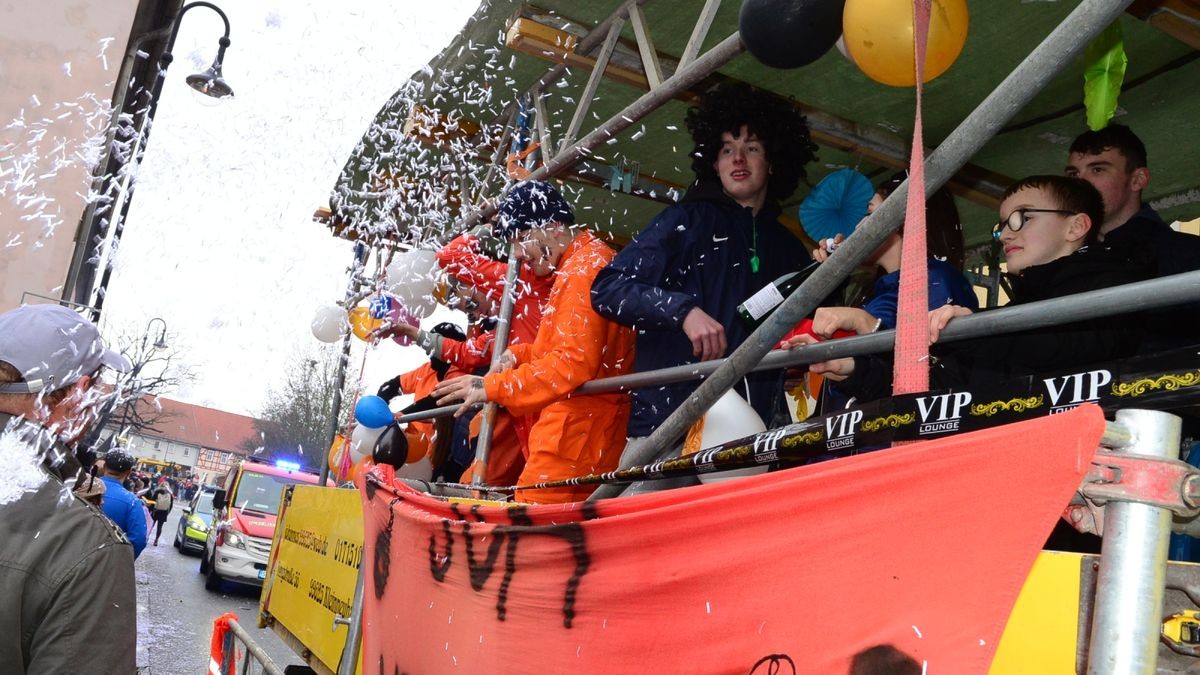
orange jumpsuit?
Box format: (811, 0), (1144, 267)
(483, 231), (636, 503)
(436, 233), (553, 486)
(396, 364), (457, 463)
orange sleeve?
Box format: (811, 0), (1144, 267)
(396, 368), (421, 396)
(397, 366), (438, 400)
(438, 333), (493, 372)
(483, 249), (607, 417)
(506, 342), (533, 365)
(436, 234), (508, 299)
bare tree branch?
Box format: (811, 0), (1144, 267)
(241, 346), (357, 470)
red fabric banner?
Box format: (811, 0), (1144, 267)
(894, 0), (933, 395)
(359, 405), (1104, 673)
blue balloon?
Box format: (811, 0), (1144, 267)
(798, 169), (875, 242)
(354, 395), (394, 429)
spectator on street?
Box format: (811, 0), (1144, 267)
(150, 478), (175, 546)
(101, 449), (149, 557)
(0, 303), (137, 673)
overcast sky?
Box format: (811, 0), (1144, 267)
(100, 1), (480, 416)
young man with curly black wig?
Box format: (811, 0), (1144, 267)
(591, 83), (817, 439)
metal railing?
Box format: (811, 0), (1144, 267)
(210, 616), (285, 675)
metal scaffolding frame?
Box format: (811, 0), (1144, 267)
(594, 0), (1143, 495)
(330, 2), (1198, 671)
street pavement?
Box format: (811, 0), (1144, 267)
(135, 504), (306, 674)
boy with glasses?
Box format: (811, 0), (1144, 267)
(804, 175), (1147, 395)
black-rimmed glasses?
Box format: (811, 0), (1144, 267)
(992, 208), (1077, 239)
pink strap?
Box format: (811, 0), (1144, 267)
(892, 0), (933, 395)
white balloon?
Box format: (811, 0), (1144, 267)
(405, 290), (439, 318)
(395, 456), (433, 481)
(311, 305), (348, 343)
(350, 424), (385, 462)
(386, 250), (439, 310)
(696, 390), (770, 484)
(835, 34), (855, 64)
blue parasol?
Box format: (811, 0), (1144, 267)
(798, 169), (874, 242)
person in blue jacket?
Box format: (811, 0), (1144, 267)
(591, 83), (817, 437)
(100, 449), (148, 558)
(801, 173), (978, 339)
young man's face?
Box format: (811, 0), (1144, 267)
(713, 125), (770, 209)
(996, 187), (1088, 275)
(1064, 147), (1146, 229)
(513, 227), (561, 278)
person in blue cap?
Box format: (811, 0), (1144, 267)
(590, 82), (817, 439)
(433, 181), (636, 503)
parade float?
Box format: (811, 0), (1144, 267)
(238, 1), (1200, 674)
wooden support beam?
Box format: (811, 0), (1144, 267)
(1127, 0), (1200, 50)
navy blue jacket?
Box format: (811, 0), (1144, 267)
(1101, 205), (1200, 351)
(591, 181), (811, 436)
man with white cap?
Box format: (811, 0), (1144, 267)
(0, 303), (136, 673)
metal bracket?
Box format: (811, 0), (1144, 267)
(1080, 449), (1200, 517)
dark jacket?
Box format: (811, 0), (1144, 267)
(1101, 204), (1200, 351)
(591, 180), (811, 435)
(0, 413), (136, 675)
(864, 257), (979, 330)
(838, 247), (1150, 400)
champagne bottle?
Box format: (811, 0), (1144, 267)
(736, 261), (820, 327)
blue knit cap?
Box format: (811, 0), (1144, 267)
(493, 181), (574, 240)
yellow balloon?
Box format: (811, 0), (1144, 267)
(348, 306), (384, 341)
(843, 0), (969, 87)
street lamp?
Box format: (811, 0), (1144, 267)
(146, 317), (169, 351)
(63, 2), (237, 316)
(165, 2), (235, 100)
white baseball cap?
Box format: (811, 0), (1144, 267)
(0, 304), (132, 394)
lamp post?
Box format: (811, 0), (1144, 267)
(145, 316), (169, 351)
(63, 2), (236, 317)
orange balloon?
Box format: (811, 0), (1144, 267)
(348, 306), (384, 341)
(404, 428), (430, 465)
(842, 0), (968, 87)
(348, 458), (373, 484)
(327, 434), (355, 482)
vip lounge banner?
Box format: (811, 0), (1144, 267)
(359, 406), (1106, 674)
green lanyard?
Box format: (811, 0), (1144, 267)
(750, 215), (761, 273)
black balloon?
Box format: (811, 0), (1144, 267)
(373, 424), (409, 468)
(739, 0), (846, 69)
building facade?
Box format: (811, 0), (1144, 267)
(106, 397), (262, 485)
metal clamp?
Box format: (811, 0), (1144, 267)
(1080, 449), (1200, 517)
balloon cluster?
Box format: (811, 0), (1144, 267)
(310, 248), (440, 344)
(348, 395), (394, 467)
(739, 0), (969, 87)
(349, 395), (428, 476)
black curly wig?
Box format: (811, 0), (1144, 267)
(685, 82), (818, 203)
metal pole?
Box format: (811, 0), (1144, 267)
(454, 31), (745, 233)
(393, 270), (1200, 425)
(1087, 408), (1181, 674)
(319, 243), (367, 485)
(225, 618), (286, 675)
(336, 564), (366, 675)
(593, 0), (1139, 500)
(62, 24), (174, 307)
(470, 246), (521, 485)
